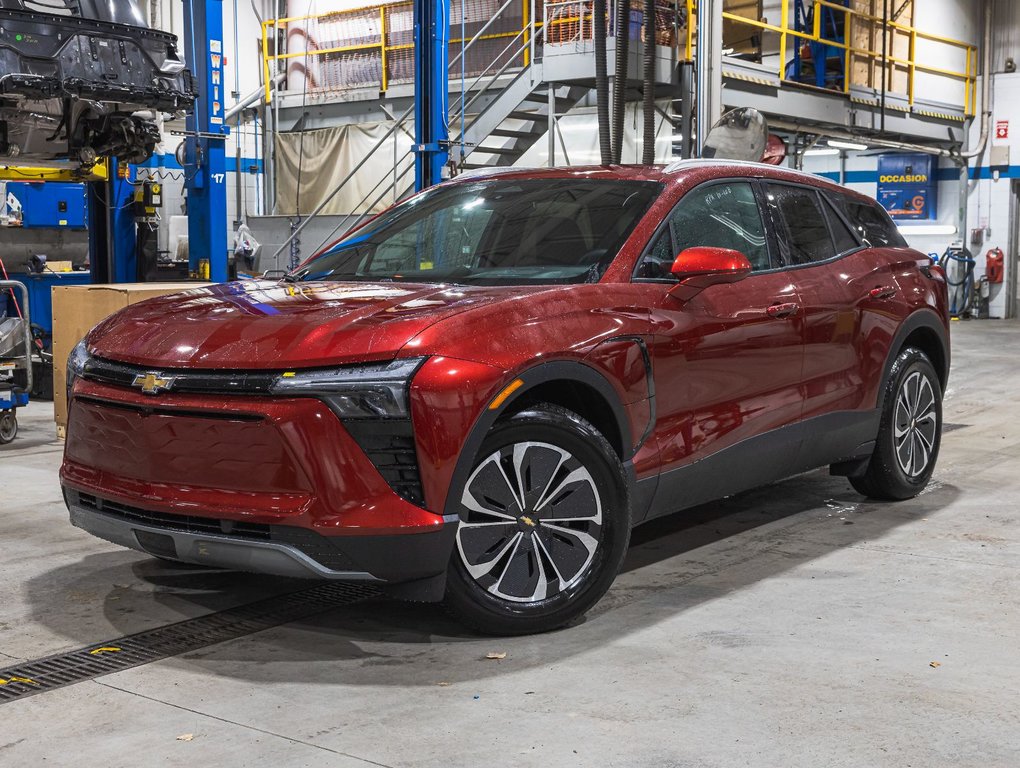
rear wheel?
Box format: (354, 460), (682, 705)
(443, 404), (631, 635)
(851, 347), (942, 500)
(0, 411), (17, 444)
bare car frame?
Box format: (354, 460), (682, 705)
(0, 0), (196, 169)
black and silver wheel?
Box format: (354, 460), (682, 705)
(443, 404), (630, 635)
(851, 347), (942, 500)
(0, 411), (17, 445)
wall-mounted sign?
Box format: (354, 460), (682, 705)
(877, 153), (938, 221)
(996, 120), (1009, 140)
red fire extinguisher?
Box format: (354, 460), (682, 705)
(986, 247), (1005, 284)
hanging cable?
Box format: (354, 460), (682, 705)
(594, 0), (612, 164)
(293, 0), (316, 218)
(612, 0), (631, 163)
(641, 0), (655, 164)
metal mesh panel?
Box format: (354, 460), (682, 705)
(274, 0), (529, 99)
(385, 2), (415, 86)
(544, 0), (676, 47)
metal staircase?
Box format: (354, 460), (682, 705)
(456, 67), (589, 171)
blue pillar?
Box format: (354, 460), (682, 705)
(183, 0), (230, 281)
(413, 0), (450, 191)
(109, 160), (139, 283)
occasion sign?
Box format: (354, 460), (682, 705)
(876, 153), (938, 221)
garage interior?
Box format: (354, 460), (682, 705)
(1, 0), (1019, 765)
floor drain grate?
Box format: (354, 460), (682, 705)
(0, 582), (379, 704)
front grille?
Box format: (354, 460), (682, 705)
(343, 420), (425, 506)
(76, 395), (263, 422)
(77, 492), (272, 539)
(78, 357), (427, 509)
(82, 356), (278, 395)
(72, 492), (359, 572)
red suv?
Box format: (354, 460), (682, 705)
(62, 162), (949, 634)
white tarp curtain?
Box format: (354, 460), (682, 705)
(274, 121), (414, 216)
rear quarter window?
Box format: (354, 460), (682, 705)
(828, 192), (908, 248)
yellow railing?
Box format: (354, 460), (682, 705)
(262, 1), (534, 104)
(261, 0), (975, 118)
(720, 0), (977, 116)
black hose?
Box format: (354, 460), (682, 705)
(612, 0), (631, 163)
(642, 0), (655, 164)
(594, 0), (612, 164)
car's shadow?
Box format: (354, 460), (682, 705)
(23, 468), (960, 686)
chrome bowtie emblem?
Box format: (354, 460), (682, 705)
(132, 372), (176, 395)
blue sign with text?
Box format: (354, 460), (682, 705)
(876, 153), (937, 221)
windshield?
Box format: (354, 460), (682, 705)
(291, 178), (662, 286)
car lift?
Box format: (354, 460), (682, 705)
(182, 0), (230, 282)
(414, 0), (450, 190)
(11, 0), (446, 288)
(86, 0), (231, 284)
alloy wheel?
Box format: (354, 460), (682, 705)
(893, 370), (938, 477)
(456, 441), (603, 603)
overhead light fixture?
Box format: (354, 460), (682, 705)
(826, 139), (869, 151)
(895, 224), (957, 236)
(803, 148), (840, 156)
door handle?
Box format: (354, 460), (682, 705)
(868, 286), (897, 300)
(766, 302), (799, 319)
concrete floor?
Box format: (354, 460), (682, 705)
(2, 319), (1018, 767)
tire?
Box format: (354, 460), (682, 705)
(443, 404), (631, 635)
(0, 412), (17, 444)
(851, 347), (942, 500)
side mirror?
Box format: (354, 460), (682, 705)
(669, 246), (753, 300)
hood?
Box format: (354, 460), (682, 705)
(86, 280), (531, 369)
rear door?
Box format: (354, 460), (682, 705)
(638, 179), (806, 514)
(763, 182), (865, 418)
(764, 182), (904, 467)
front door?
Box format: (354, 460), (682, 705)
(636, 179), (806, 517)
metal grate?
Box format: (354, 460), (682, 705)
(0, 582), (378, 704)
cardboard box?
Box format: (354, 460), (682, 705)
(52, 283), (210, 431)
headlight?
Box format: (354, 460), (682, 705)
(270, 357), (426, 419)
(67, 339), (90, 399)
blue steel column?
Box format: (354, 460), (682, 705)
(413, 0), (450, 191)
(109, 159), (139, 282)
(183, 0), (230, 281)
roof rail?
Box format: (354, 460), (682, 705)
(449, 166), (540, 183)
(662, 158), (828, 182)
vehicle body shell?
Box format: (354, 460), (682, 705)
(60, 162), (950, 596)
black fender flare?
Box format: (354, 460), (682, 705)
(877, 309), (950, 410)
(441, 359), (637, 519)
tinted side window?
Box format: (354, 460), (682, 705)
(636, 181), (772, 280)
(637, 230), (676, 279)
(766, 184), (835, 265)
(822, 198), (860, 255)
(829, 193), (908, 248)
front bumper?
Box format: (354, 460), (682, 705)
(65, 489), (458, 583)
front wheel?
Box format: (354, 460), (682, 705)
(443, 404), (631, 635)
(851, 347), (942, 500)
